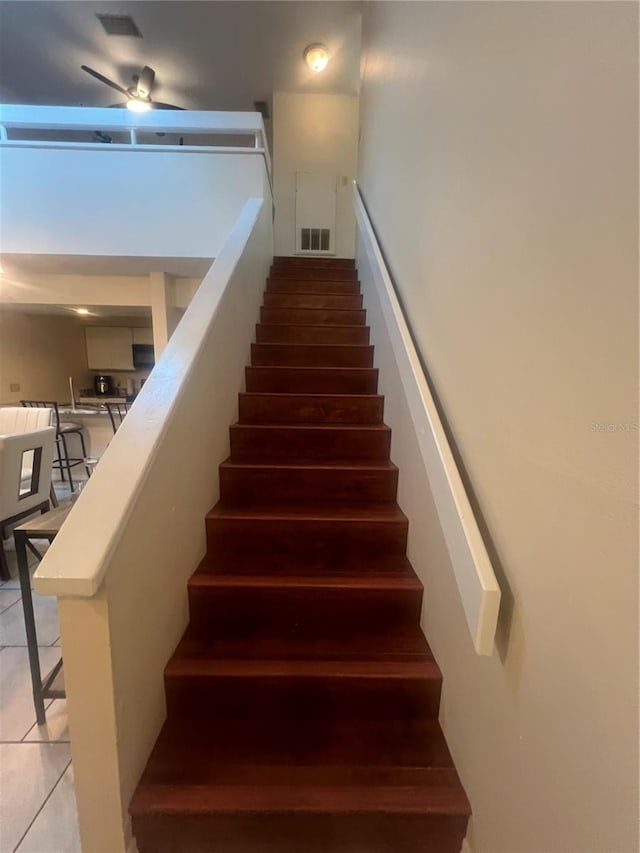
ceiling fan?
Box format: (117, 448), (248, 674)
(81, 64), (183, 111)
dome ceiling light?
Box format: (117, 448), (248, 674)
(304, 44), (330, 73)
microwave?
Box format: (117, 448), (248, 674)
(132, 343), (155, 368)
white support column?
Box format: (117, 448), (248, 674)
(149, 271), (181, 357)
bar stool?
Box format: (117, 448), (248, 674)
(104, 401), (128, 434)
(21, 401), (91, 493)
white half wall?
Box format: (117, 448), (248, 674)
(358, 3), (638, 853)
(273, 92), (358, 258)
(37, 197), (273, 850)
(0, 147), (265, 258)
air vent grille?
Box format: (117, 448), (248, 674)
(97, 14), (142, 37)
(300, 228), (331, 253)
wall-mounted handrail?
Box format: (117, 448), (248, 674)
(0, 104), (272, 181)
(353, 183), (501, 655)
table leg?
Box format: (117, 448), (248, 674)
(15, 530), (46, 725)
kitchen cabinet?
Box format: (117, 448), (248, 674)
(86, 327), (134, 370)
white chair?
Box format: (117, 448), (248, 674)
(0, 407), (58, 507)
(0, 427), (56, 580)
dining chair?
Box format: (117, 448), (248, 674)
(0, 427), (56, 580)
(21, 400), (91, 492)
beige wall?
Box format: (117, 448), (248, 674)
(0, 310), (91, 405)
(358, 3), (638, 852)
(273, 92), (359, 257)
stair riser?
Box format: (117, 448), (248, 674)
(274, 256), (356, 270)
(251, 344), (374, 368)
(220, 466), (398, 503)
(260, 307), (366, 326)
(133, 812), (468, 853)
(206, 519), (409, 569)
(166, 674), (441, 720)
(230, 426), (391, 461)
(188, 586), (423, 637)
(270, 267), (358, 281)
(266, 279), (361, 295)
(264, 294), (363, 310)
(245, 367), (379, 394)
(256, 325), (370, 346)
(238, 393), (383, 425)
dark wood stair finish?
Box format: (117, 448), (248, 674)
(238, 392), (384, 424)
(264, 292), (364, 310)
(269, 265), (358, 281)
(131, 256), (470, 852)
(266, 278), (362, 295)
(256, 323), (370, 345)
(245, 366), (379, 394)
(260, 306), (366, 325)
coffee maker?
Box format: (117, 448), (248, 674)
(94, 374), (114, 396)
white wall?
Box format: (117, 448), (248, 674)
(273, 92), (358, 258)
(0, 147), (265, 258)
(358, 3), (638, 853)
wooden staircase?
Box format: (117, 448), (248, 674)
(130, 257), (470, 853)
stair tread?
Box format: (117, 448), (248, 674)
(188, 572), (421, 590)
(166, 655), (438, 678)
(207, 500), (407, 522)
(196, 554), (416, 576)
(232, 422), (390, 432)
(142, 717), (454, 772)
(174, 625), (431, 661)
(131, 768), (470, 817)
(221, 459), (398, 472)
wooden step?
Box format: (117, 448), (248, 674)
(273, 256), (356, 270)
(238, 393), (383, 424)
(270, 266), (358, 281)
(251, 343), (374, 368)
(245, 366), (379, 394)
(219, 460), (399, 503)
(256, 324), (370, 346)
(260, 306), (366, 326)
(131, 764), (469, 853)
(266, 279), (361, 295)
(164, 653), (442, 720)
(264, 292), (363, 310)
(230, 424), (392, 461)
(187, 573), (423, 638)
(206, 501), (409, 568)
(135, 717), (456, 775)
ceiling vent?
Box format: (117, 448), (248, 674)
(97, 14), (142, 37)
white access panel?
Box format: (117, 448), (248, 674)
(295, 172), (337, 254)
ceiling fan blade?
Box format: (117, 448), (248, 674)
(81, 65), (129, 97)
(136, 66), (155, 98)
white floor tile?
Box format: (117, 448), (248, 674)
(23, 699), (69, 743)
(0, 589), (21, 613)
(0, 646), (62, 741)
(0, 594), (60, 646)
(16, 762), (80, 853)
(0, 742), (70, 852)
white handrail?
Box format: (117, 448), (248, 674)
(353, 184), (501, 655)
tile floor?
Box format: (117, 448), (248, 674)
(0, 481), (81, 853)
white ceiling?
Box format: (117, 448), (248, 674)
(0, 302), (152, 318)
(0, 1), (362, 111)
